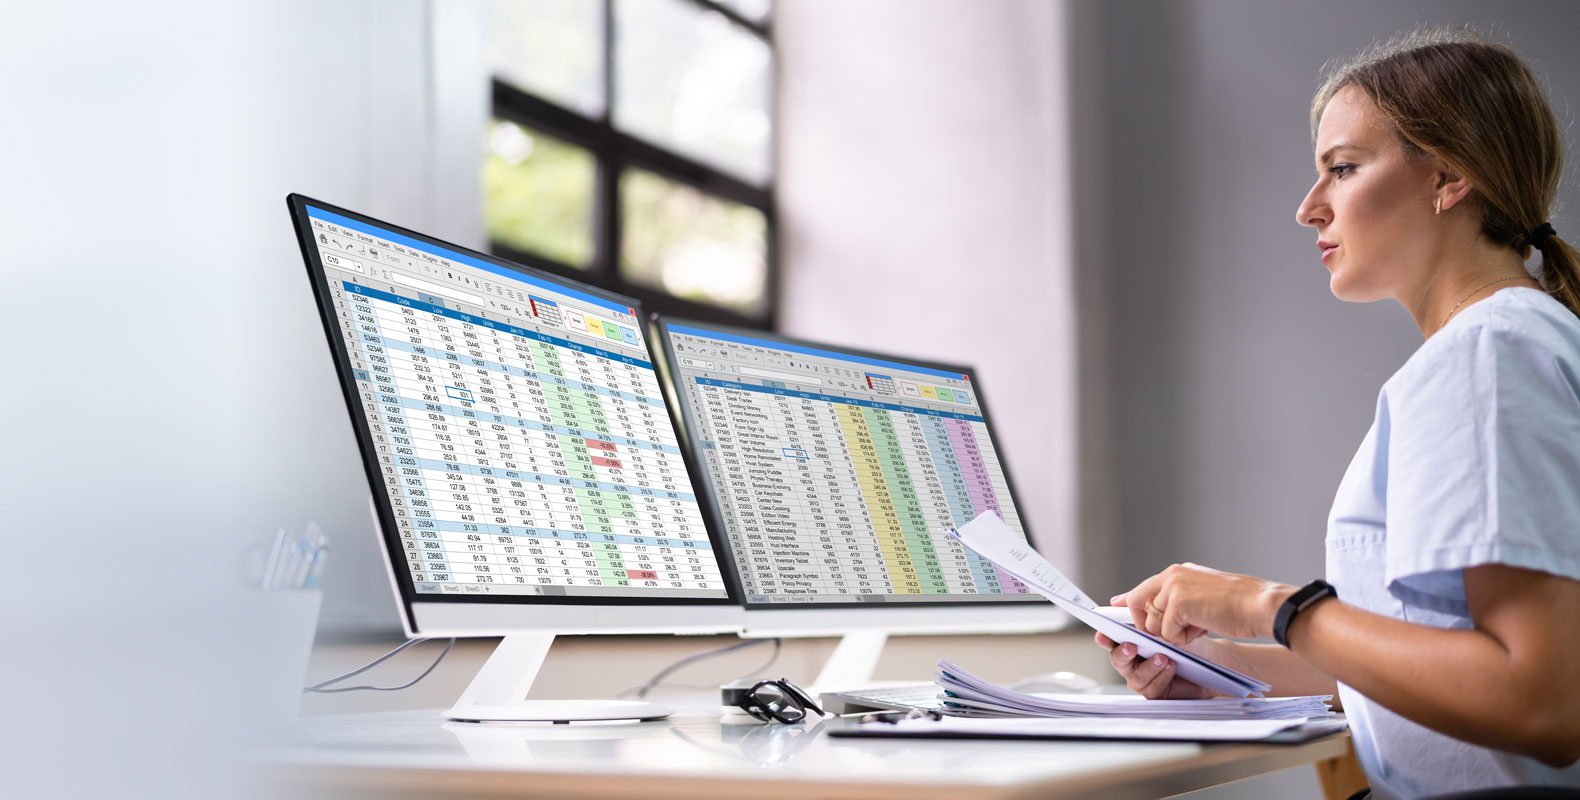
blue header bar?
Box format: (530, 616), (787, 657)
(666, 324), (968, 382)
(344, 282), (653, 370)
(695, 377), (984, 422)
(308, 206), (634, 315)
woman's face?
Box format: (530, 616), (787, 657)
(1296, 85), (1444, 302)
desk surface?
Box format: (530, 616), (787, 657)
(263, 708), (1349, 800)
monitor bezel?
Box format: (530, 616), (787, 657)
(650, 314), (1047, 613)
(286, 194), (743, 634)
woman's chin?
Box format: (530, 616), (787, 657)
(1328, 271), (1379, 303)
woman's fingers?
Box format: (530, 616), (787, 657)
(1099, 635), (1188, 699)
(1109, 641), (1140, 676)
(1133, 654), (1176, 697)
(1161, 602), (1190, 642)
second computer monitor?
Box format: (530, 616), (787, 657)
(653, 317), (1059, 634)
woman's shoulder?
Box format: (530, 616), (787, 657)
(1389, 288), (1580, 394)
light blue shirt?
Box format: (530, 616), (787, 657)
(1326, 287), (1580, 799)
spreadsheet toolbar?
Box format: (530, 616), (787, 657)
(306, 207), (728, 599)
(664, 324), (1038, 606)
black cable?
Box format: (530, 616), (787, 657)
(623, 637), (783, 699)
(306, 634), (782, 697)
(303, 637), (455, 694)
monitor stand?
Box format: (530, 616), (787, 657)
(808, 630), (891, 693)
(444, 634), (673, 723)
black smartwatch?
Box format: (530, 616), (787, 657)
(1273, 579), (1337, 648)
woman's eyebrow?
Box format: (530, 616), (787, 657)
(1318, 143), (1370, 164)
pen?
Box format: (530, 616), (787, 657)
(275, 538), (304, 590)
(305, 545), (330, 589)
(262, 528), (286, 590)
(292, 537), (316, 589)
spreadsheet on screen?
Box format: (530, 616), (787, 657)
(305, 206), (727, 600)
(662, 324), (1040, 606)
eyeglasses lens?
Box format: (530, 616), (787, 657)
(747, 681), (805, 723)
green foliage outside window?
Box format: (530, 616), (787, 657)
(483, 119), (596, 269)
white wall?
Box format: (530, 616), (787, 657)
(1, 0), (485, 792)
(776, 0), (1082, 576)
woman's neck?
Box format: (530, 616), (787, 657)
(1406, 238), (1539, 338)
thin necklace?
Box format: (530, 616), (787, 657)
(1437, 276), (1528, 331)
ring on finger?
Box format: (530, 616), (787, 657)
(1144, 598), (1164, 617)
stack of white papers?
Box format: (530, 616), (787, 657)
(947, 511), (1272, 698)
(840, 715), (1346, 743)
(936, 659), (1332, 720)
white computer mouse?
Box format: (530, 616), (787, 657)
(1009, 670), (1103, 694)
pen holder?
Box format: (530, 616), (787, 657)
(247, 588), (321, 731)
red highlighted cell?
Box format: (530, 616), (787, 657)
(627, 570), (658, 580)
(590, 456), (623, 469)
(584, 438), (617, 452)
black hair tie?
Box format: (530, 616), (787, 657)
(1524, 221), (1556, 247)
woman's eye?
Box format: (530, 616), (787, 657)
(1328, 163), (1356, 179)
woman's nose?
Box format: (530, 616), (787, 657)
(1296, 182), (1327, 228)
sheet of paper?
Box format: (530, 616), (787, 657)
(951, 512), (1097, 608)
(937, 658), (1329, 720)
(879, 715), (1314, 741)
(948, 512), (1270, 698)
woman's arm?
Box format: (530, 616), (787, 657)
(1289, 564), (1580, 766)
(1119, 562), (1580, 767)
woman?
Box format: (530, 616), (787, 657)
(1096, 27), (1580, 798)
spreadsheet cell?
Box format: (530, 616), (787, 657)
(665, 326), (1040, 606)
(324, 268), (726, 598)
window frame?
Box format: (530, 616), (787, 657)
(488, 0), (778, 330)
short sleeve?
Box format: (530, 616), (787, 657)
(1382, 321), (1580, 615)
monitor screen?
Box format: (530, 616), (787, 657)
(289, 197), (732, 616)
(654, 318), (1041, 609)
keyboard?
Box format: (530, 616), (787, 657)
(818, 682), (946, 715)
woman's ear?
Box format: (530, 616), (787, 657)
(1435, 163), (1475, 212)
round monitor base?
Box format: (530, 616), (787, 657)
(444, 699), (673, 723)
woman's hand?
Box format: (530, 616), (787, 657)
(1113, 563), (1297, 644)
(1094, 631), (1221, 699)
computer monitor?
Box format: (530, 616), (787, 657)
(287, 195), (743, 722)
(650, 317), (1064, 686)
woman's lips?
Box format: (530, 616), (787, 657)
(1319, 242), (1338, 264)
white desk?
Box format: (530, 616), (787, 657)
(262, 707), (1350, 800)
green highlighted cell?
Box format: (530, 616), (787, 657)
(862, 407), (947, 594)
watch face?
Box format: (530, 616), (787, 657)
(1295, 580), (1336, 609)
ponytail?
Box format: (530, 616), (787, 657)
(1534, 236), (1580, 320)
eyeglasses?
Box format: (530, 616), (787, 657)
(732, 678), (825, 724)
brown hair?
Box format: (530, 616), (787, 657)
(1312, 26), (1580, 319)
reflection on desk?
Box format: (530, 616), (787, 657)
(261, 707), (1350, 800)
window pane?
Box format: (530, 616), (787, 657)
(489, 0), (605, 117)
(620, 168), (768, 316)
(614, 0), (773, 185)
(483, 120), (597, 269)
(714, 0), (771, 25)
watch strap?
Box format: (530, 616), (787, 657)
(1273, 579), (1337, 648)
